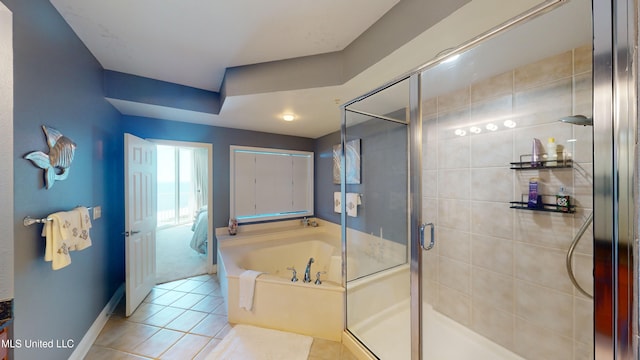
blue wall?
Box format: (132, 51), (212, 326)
(6, 0), (124, 359)
(314, 118), (408, 245)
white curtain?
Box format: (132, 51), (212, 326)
(192, 148), (208, 210)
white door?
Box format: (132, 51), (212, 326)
(125, 133), (157, 316)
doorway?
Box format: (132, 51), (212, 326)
(152, 139), (213, 284)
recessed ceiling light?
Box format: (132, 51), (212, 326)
(486, 123), (498, 131)
(282, 114), (295, 122)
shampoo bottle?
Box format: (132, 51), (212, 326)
(531, 138), (544, 167)
(528, 178), (540, 209)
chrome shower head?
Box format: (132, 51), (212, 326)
(559, 115), (593, 126)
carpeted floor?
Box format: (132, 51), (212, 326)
(156, 224), (208, 284)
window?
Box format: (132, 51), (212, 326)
(230, 146), (314, 223)
(157, 145), (196, 227)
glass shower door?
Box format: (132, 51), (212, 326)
(419, 0), (594, 358)
(343, 77), (412, 359)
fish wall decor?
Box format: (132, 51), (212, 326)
(24, 125), (77, 189)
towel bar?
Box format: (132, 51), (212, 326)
(23, 207), (93, 227)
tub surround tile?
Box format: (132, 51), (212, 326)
(438, 169), (470, 199)
(572, 253), (594, 298)
(471, 234), (513, 276)
(515, 211), (574, 250)
(422, 97), (438, 117)
(422, 197), (438, 222)
(514, 317), (573, 360)
(438, 258), (470, 295)
(572, 72), (593, 126)
(515, 243), (573, 293)
(470, 130), (514, 168)
(422, 169), (437, 198)
(573, 44), (593, 75)
(436, 285), (471, 326)
(513, 120), (573, 158)
(469, 94), (513, 127)
(472, 267), (514, 313)
(471, 299), (514, 350)
(471, 71), (514, 103)
(437, 86), (470, 113)
(471, 201), (513, 240)
(471, 167), (513, 202)
(438, 199), (470, 231)
(515, 282), (573, 337)
(437, 227), (470, 263)
(514, 50), (573, 91)
(438, 135), (470, 169)
(574, 297), (594, 345)
(513, 78), (573, 128)
(574, 341), (594, 360)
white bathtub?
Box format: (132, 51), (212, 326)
(217, 223), (344, 341)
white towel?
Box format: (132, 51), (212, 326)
(346, 193), (360, 217)
(42, 207), (92, 270)
(333, 192), (341, 213)
(239, 270), (263, 311)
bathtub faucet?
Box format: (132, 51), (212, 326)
(303, 257), (314, 283)
(286, 267), (298, 282)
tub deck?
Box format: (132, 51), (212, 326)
(217, 220), (344, 341)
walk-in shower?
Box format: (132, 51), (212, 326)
(340, 0), (637, 358)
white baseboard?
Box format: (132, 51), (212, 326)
(209, 264), (217, 274)
(68, 283), (124, 360)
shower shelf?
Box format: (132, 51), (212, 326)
(510, 195), (576, 213)
(510, 154), (572, 170)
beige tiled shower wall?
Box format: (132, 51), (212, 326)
(421, 44), (593, 360)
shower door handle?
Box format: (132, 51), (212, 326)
(420, 223), (435, 251)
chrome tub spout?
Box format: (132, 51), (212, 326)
(303, 257), (314, 283)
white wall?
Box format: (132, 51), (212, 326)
(0, 2), (13, 302)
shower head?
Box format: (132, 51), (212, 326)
(559, 115), (593, 126)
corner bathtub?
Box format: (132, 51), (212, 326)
(217, 226), (344, 341)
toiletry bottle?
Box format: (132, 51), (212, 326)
(556, 186), (571, 212)
(547, 137), (558, 166)
(531, 138), (543, 167)
(528, 177), (540, 209)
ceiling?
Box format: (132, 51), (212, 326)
(49, 0), (555, 139)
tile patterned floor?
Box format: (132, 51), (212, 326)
(85, 274), (356, 359)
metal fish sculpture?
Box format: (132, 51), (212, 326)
(24, 126), (77, 189)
